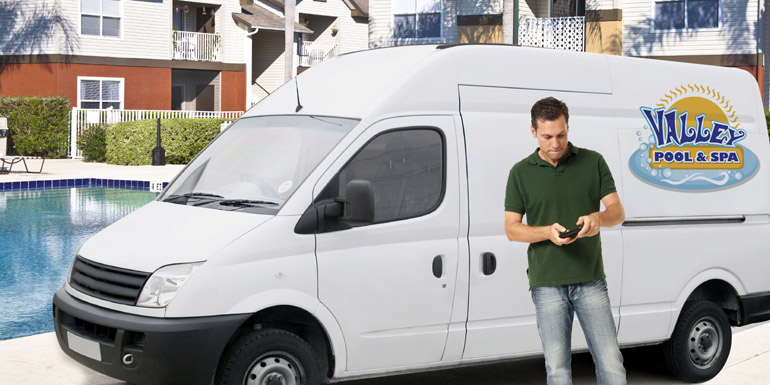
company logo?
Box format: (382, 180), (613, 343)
(629, 85), (759, 191)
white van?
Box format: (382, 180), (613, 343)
(54, 44), (770, 385)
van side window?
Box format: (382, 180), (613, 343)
(339, 129), (444, 224)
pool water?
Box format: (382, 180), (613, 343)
(0, 188), (157, 341)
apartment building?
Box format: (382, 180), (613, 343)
(369, 0), (767, 105)
(0, 0), (247, 111)
(0, 0), (369, 111)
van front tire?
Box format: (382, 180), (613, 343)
(663, 301), (732, 383)
(217, 328), (324, 385)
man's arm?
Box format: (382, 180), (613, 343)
(575, 192), (625, 238)
(505, 211), (578, 246)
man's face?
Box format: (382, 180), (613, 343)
(531, 115), (569, 164)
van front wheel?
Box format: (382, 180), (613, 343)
(217, 328), (324, 385)
(663, 301), (732, 383)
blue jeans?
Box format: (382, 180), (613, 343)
(531, 279), (626, 385)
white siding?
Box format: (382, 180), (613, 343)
(760, 0), (770, 108)
(297, 0), (369, 54)
(458, 0), (502, 15)
(369, 0), (393, 48)
(587, 0), (617, 10)
(60, 0), (169, 60)
(623, 0), (760, 56)
(220, 1), (247, 64)
(520, 0), (536, 18)
(0, 0), (61, 55)
(369, 0), (459, 48)
(251, 30), (285, 101)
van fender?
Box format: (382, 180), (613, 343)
(667, 268), (746, 336)
(228, 289), (347, 377)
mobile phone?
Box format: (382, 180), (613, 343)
(559, 226), (583, 239)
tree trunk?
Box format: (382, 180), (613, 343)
(284, 0), (296, 82)
(503, 0), (514, 44)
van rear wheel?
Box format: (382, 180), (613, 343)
(217, 328), (324, 385)
(663, 301), (731, 383)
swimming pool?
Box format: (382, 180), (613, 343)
(0, 187), (157, 341)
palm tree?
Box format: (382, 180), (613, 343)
(503, 0), (514, 44)
(284, 0), (296, 82)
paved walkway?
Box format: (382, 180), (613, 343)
(0, 322), (768, 384)
(1, 159), (184, 183)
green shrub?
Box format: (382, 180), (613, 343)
(766, 109), (770, 142)
(77, 124), (107, 162)
(0, 97), (70, 158)
(106, 118), (227, 165)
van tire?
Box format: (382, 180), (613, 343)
(216, 328), (325, 385)
(663, 301), (732, 383)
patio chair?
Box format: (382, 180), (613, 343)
(0, 156), (46, 174)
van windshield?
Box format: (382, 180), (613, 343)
(159, 115), (358, 214)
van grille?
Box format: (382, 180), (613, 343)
(69, 256), (150, 305)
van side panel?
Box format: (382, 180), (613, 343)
(608, 57), (770, 343)
(458, 84), (624, 359)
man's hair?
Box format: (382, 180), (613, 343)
(531, 97), (569, 130)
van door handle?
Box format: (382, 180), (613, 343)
(432, 255), (442, 278)
(482, 252), (496, 275)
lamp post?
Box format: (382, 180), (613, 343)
(152, 118), (165, 166)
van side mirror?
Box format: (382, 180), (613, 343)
(342, 179), (374, 225)
(293, 179), (375, 235)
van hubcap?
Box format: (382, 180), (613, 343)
(245, 352), (302, 385)
(687, 316), (722, 368)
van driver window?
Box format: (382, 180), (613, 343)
(339, 129), (444, 223)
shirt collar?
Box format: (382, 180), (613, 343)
(527, 142), (578, 166)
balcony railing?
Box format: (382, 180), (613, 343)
(518, 16), (585, 52)
(298, 42), (337, 67)
(172, 31), (222, 62)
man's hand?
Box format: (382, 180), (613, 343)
(548, 223), (578, 246)
(576, 214), (601, 238)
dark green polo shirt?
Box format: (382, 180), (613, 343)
(505, 143), (617, 287)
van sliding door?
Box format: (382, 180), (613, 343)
(459, 85), (623, 359)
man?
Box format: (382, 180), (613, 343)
(504, 97), (627, 385)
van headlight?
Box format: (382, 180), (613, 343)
(136, 262), (203, 308)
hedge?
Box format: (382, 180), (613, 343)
(106, 118), (228, 165)
(0, 97), (70, 158)
(766, 110), (770, 142)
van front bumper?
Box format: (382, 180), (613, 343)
(53, 287), (251, 385)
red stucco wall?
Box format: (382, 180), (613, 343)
(220, 70), (246, 111)
(0, 63), (171, 109)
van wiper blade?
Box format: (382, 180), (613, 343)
(218, 199), (279, 207)
(163, 192), (224, 202)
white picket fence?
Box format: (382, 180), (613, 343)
(69, 108), (243, 158)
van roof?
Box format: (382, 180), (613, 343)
(243, 44), (746, 120)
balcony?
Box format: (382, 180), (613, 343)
(518, 16), (585, 52)
(172, 31), (222, 62)
(298, 42), (337, 67)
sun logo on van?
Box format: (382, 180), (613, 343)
(628, 85), (760, 191)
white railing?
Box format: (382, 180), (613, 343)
(172, 31), (222, 62)
(298, 42), (337, 67)
(518, 16), (585, 52)
(69, 108), (244, 158)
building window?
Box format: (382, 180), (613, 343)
(81, 0), (121, 37)
(392, 0), (442, 39)
(79, 78), (123, 109)
(654, 0), (719, 30)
